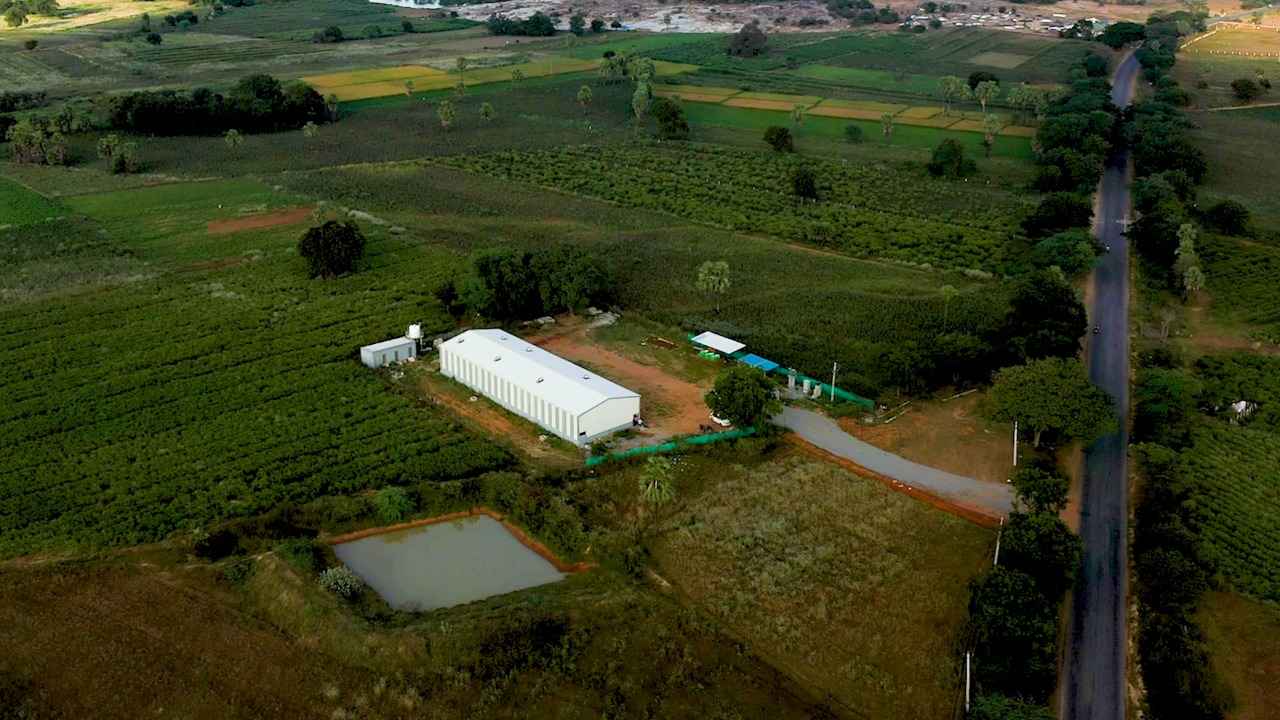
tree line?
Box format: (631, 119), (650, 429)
(434, 246), (615, 323)
(105, 73), (329, 136)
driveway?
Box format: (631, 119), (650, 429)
(775, 406), (1012, 518)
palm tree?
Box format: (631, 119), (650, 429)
(638, 456), (676, 506)
(696, 260), (730, 313)
(511, 67), (524, 90)
(973, 80), (1000, 116)
(325, 94), (339, 122)
(223, 128), (243, 153)
(479, 101), (495, 123)
(940, 284), (959, 329)
(456, 56), (468, 87)
(404, 79), (414, 97)
(302, 121), (319, 139)
(791, 104), (805, 126)
(880, 113), (895, 143)
(437, 99), (456, 131)
(577, 84), (593, 114)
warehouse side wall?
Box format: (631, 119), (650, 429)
(440, 347), (575, 444)
(579, 397), (640, 443)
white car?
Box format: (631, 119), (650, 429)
(710, 414), (732, 428)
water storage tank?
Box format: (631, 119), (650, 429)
(407, 324), (422, 340)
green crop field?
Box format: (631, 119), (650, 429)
(0, 177), (65, 227)
(189, 0), (407, 39)
(272, 160), (1010, 395)
(1201, 234), (1280, 338)
(436, 143), (1032, 270)
(0, 177), (512, 557)
(1181, 424), (1280, 602)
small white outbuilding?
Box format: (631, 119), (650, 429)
(439, 329), (640, 445)
(360, 337), (417, 368)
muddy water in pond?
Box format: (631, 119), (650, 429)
(333, 515), (564, 611)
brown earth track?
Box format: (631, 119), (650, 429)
(206, 206), (314, 235)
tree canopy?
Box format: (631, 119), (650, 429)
(705, 365), (780, 428)
(460, 246), (612, 322)
(728, 21), (767, 57)
(990, 358), (1116, 447)
(298, 221), (366, 278)
(1000, 269), (1087, 363)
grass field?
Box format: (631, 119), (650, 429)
(655, 455), (993, 719)
(1186, 26), (1280, 56)
(0, 177), (65, 227)
(1199, 591), (1280, 720)
(0, 0), (188, 33)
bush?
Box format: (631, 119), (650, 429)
(1204, 199), (1250, 235)
(1021, 193), (1092, 238)
(762, 125), (793, 152)
(843, 124), (863, 144)
(298, 220), (366, 278)
(650, 96), (689, 140)
(221, 557), (255, 586)
(23, 39), (38, 50)
(790, 164), (818, 200)
(925, 138), (976, 178)
(373, 486), (414, 524)
(313, 25), (344, 43)
(277, 537), (321, 572)
(1230, 77), (1263, 102)
(318, 566), (364, 599)
(194, 528), (241, 560)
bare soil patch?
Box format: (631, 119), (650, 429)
(840, 392), (1014, 485)
(0, 563), (361, 719)
(207, 206), (314, 235)
(533, 325), (713, 441)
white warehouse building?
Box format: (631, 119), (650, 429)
(439, 329), (640, 446)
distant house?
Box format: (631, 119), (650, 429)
(439, 329), (640, 445)
(360, 337), (417, 368)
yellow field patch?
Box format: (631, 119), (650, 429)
(654, 90), (735, 104)
(899, 106), (942, 120)
(968, 51), (1032, 69)
(654, 84), (739, 97)
(0, 0), (189, 32)
(303, 66), (444, 88)
(947, 119), (989, 133)
(653, 61), (699, 76)
(1000, 125), (1037, 138)
(901, 115), (963, 128)
(318, 81), (420, 102)
(723, 98), (807, 112)
(735, 91), (823, 106)
(814, 98), (906, 114)
(808, 106), (890, 121)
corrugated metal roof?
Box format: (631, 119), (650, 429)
(739, 353), (779, 373)
(362, 337), (415, 353)
(441, 329), (639, 415)
(692, 331), (745, 355)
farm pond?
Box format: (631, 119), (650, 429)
(333, 515), (566, 611)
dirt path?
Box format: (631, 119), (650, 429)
(207, 206), (314, 235)
(418, 371), (577, 465)
(534, 331), (710, 440)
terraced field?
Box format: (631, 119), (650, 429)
(653, 84), (1035, 137)
(308, 59), (695, 102)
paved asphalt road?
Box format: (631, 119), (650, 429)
(1061, 52), (1139, 720)
(774, 406), (1012, 516)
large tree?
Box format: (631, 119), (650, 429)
(1000, 511), (1082, 598)
(989, 358), (1116, 447)
(298, 221), (366, 278)
(728, 20), (767, 57)
(1010, 465), (1069, 515)
(705, 365), (780, 428)
(1, 0), (58, 27)
(999, 269), (1087, 363)
(969, 567), (1060, 701)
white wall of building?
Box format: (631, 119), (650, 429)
(438, 329), (640, 445)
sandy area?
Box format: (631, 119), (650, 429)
(840, 392), (1014, 485)
(1, 0), (189, 33)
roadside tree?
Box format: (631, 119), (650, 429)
(989, 357), (1116, 447)
(705, 365), (780, 428)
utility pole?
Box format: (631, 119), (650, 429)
(965, 652), (971, 714)
(830, 361), (838, 402)
(1012, 419), (1019, 467)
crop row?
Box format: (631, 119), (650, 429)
(1182, 424), (1280, 602)
(436, 145), (1028, 271)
